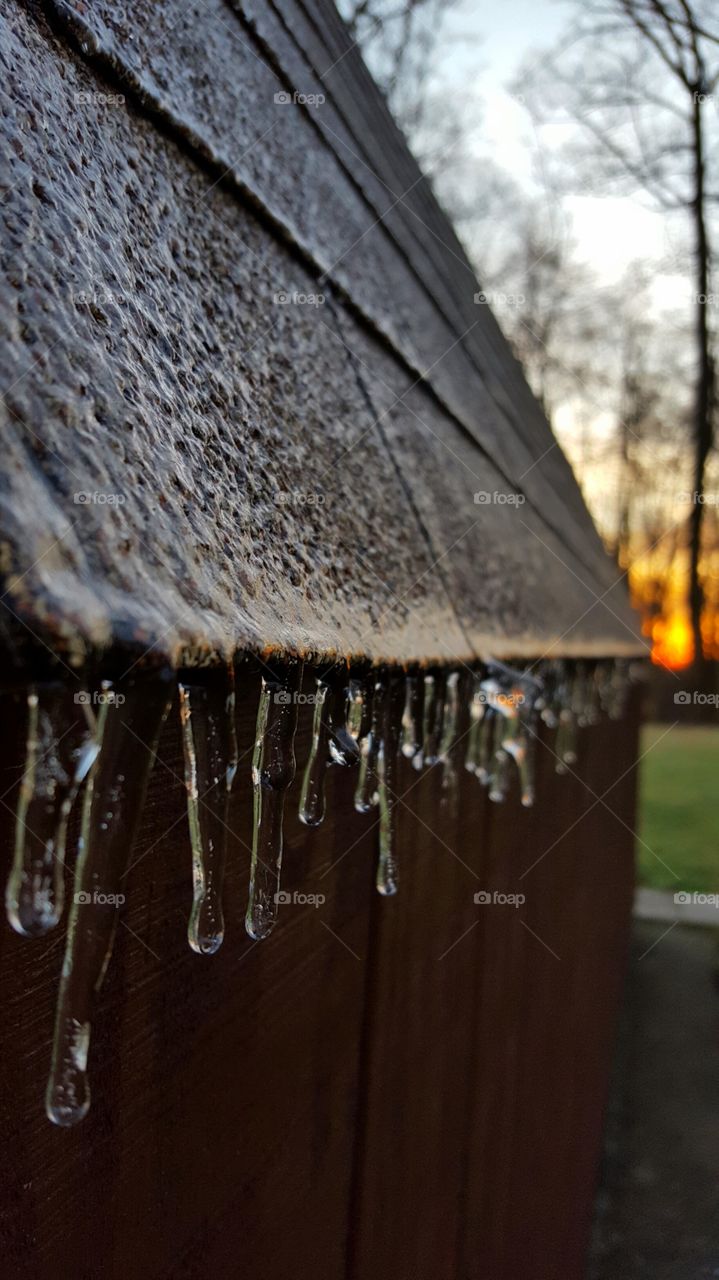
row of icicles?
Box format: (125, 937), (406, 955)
(3, 655), (634, 1127)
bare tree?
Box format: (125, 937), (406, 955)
(515, 0), (719, 675)
(338, 0), (463, 136)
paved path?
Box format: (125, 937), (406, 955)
(590, 917), (719, 1278)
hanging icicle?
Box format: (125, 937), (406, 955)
(299, 667), (360, 827)
(0, 649), (641, 1129)
(6, 684), (99, 938)
(400, 671), (423, 767)
(45, 670), (173, 1127)
(178, 665), (238, 956)
(376, 672), (404, 896)
(554, 663), (579, 773)
(346, 677), (365, 748)
(422, 668), (446, 766)
(246, 659), (304, 941)
(355, 670), (383, 812)
(465, 672), (487, 777)
(438, 670), (463, 815)
(481, 663), (542, 806)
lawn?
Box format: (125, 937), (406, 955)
(638, 724), (719, 893)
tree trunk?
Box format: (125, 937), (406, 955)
(688, 89), (714, 685)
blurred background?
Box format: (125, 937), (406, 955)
(338, 0), (718, 890)
(338, 3), (718, 1272)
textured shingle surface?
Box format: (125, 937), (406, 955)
(0, 0), (644, 669)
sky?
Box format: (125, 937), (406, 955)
(426, 0), (687, 304)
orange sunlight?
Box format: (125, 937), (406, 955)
(650, 612), (694, 670)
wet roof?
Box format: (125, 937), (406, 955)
(0, 0), (645, 671)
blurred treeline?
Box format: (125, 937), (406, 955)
(339, 0), (719, 681)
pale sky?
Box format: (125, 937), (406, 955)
(429, 0), (686, 303)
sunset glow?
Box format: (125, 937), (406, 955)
(650, 612), (694, 670)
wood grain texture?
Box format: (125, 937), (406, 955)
(0, 681), (638, 1279)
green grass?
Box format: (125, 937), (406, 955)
(638, 724), (719, 893)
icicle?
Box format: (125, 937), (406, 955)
(299, 682), (329, 827)
(246, 660), (303, 941)
(346, 678), (365, 746)
(516, 698), (539, 807)
(538, 662), (560, 729)
(476, 706), (497, 784)
(355, 672), (383, 812)
(438, 670), (461, 813)
(6, 684), (99, 938)
(579, 663), (601, 726)
(606, 659), (631, 720)
(439, 671), (460, 761)
(554, 713), (576, 772)
(400, 672), (423, 764)
(299, 670), (359, 827)
(465, 674), (487, 775)
(376, 672), (403, 896)
(327, 679), (361, 767)
(422, 669), (446, 766)
(46, 672), (173, 1126)
(178, 667), (238, 956)
(481, 667), (541, 805)
(491, 708), (538, 808)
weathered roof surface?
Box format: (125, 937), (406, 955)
(0, 0), (644, 669)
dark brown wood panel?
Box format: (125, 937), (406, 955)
(0, 682), (638, 1280)
(0, 672), (377, 1280)
(348, 749), (492, 1280)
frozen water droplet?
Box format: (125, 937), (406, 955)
(178, 666), (238, 956)
(465, 674), (487, 776)
(246, 660), (303, 940)
(299, 682), (329, 827)
(483, 665), (542, 803)
(6, 684), (99, 937)
(550, 665), (579, 773)
(422, 669), (446, 766)
(45, 673), (172, 1127)
(327, 677), (362, 768)
(376, 673), (403, 896)
(355, 673), (383, 812)
(439, 671), (462, 815)
(298, 669), (360, 825)
(476, 714), (495, 785)
(606, 659), (631, 720)
(346, 678), (365, 746)
(400, 673), (423, 763)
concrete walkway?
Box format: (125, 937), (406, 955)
(635, 887), (719, 927)
(590, 914), (719, 1278)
